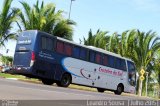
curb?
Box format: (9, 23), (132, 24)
(6, 78), (18, 80)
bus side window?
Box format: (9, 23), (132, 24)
(108, 55), (115, 68)
(80, 48), (87, 60)
(41, 37), (47, 50)
(103, 55), (108, 66)
(89, 51), (95, 63)
(96, 53), (101, 64)
(128, 62), (135, 72)
(41, 37), (54, 51)
(56, 41), (64, 54)
(115, 57), (120, 69)
(73, 46), (80, 58)
(121, 59), (127, 71)
(115, 58), (127, 71)
(47, 38), (54, 51)
(64, 43), (72, 56)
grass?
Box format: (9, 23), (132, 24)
(0, 72), (112, 93)
(69, 84), (97, 92)
(0, 72), (25, 79)
(0, 72), (159, 99)
(0, 72), (40, 82)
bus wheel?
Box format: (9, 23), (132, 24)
(42, 79), (54, 85)
(57, 73), (71, 87)
(97, 88), (105, 93)
(114, 84), (123, 95)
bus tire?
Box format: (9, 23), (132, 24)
(114, 84), (124, 95)
(57, 73), (71, 87)
(97, 88), (105, 93)
(42, 79), (54, 85)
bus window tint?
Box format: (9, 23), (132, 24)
(80, 48), (87, 60)
(96, 53), (101, 64)
(115, 58), (127, 71)
(47, 39), (54, 50)
(73, 46), (80, 58)
(121, 59), (127, 71)
(108, 55), (115, 68)
(56, 41), (64, 54)
(115, 58), (121, 69)
(64, 43), (72, 56)
(41, 37), (47, 50)
(89, 51), (95, 62)
(103, 55), (108, 66)
(41, 37), (54, 51)
(128, 61), (135, 72)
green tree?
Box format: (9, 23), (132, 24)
(153, 50), (160, 87)
(83, 29), (109, 49)
(16, 0), (75, 40)
(106, 30), (137, 57)
(106, 32), (120, 53)
(0, 56), (13, 65)
(106, 29), (160, 96)
(146, 51), (160, 98)
(131, 30), (160, 96)
(0, 0), (19, 46)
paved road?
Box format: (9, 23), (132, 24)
(0, 78), (159, 106)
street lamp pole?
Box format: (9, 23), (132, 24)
(69, 0), (75, 20)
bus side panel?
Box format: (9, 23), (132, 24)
(31, 33), (54, 79)
(54, 64), (65, 81)
(62, 57), (127, 90)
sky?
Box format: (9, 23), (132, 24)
(0, 0), (160, 56)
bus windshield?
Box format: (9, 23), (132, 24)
(127, 61), (136, 86)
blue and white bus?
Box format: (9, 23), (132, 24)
(12, 30), (136, 95)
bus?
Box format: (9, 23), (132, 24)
(12, 30), (136, 95)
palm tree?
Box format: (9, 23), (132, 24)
(52, 20), (75, 40)
(106, 29), (160, 96)
(16, 0), (75, 40)
(0, 0), (20, 46)
(83, 29), (109, 49)
(106, 32), (120, 53)
(106, 30), (137, 57)
(153, 50), (160, 87)
(119, 30), (137, 57)
(127, 30), (160, 96)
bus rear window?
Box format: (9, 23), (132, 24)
(17, 31), (36, 45)
(17, 39), (31, 45)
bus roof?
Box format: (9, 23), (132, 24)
(25, 30), (133, 62)
(56, 35), (133, 62)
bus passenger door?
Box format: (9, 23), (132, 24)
(126, 61), (136, 93)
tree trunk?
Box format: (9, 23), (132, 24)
(138, 78), (143, 96)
